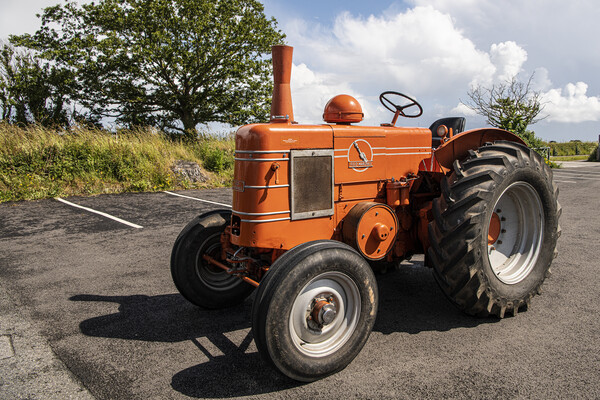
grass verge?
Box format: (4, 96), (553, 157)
(0, 124), (235, 203)
(550, 155), (590, 161)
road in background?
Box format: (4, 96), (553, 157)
(1, 163), (599, 399)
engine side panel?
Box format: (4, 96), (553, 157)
(231, 123), (433, 250)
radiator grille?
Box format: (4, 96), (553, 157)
(290, 149), (334, 220)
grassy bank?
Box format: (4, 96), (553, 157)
(0, 124), (235, 202)
(546, 141), (597, 157)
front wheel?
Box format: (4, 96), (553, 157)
(170, 210), (254, 309)
(428, 141), (561, 318)
(252, 240), (378, 382)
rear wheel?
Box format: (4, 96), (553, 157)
(428, 141), (561, 317)
(252, 240), (378, 381)
(171, 210), (254, 309)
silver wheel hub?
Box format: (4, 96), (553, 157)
(319, 304), (337, 325)
(487, 182), (544, 285)
(289, 271), (361, 357)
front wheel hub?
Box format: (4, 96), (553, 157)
(312, 299), (337, 325)
(310, 298), (337, 326)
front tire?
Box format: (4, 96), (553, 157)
(428, 141), (561, 318)
(170, 210), (254, 309)
(252, 240), (378, 382)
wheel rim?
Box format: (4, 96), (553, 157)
(195, 233), (241, 291)
(289, 271), (361, 357)
(487, 182), (544, 284)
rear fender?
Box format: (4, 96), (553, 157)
(433, 128), (525, 170)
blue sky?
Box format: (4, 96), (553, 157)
(260, 0), (600, 142)
(2, 0), (600, 141)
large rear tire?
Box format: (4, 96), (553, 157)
(428, 141), (561, 318)
(252, 240), (378, 382)
(171, 210), (254, 309)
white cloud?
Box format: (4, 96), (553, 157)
(450, 102), (478, 116)
(531, 67), (553, 92)
(542, 82), (600, 123)
(296, 6), (497, 91)
(291, 63), (352, 123)
(489, 41), (527, 82)
(284, 7), (535, 125)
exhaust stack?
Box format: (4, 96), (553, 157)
(270, 45), (294, 123)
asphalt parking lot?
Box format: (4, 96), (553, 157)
(1, 161), (600, 399)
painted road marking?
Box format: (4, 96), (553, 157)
(553, 175), (600, 181)
(55, 198), (143, 229)
(554, 170), (600, 177)
(555, 180), (577, 183)
(163, 191), (231, 208)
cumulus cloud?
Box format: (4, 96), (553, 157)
(282, 2), (600, 138)
(289, 7), (496, 91)
(450, 102), (478, 116)
(531, 67), (553, 92)
(291, 63), (354, 123)
(542, 82), (600, 123)
(284, 7), (533, 124)
(489, 41), (527, 81)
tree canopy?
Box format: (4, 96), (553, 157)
(463, 74), (546, 147)
(12, 0), (285, 136)
(0, 42), (75, 127)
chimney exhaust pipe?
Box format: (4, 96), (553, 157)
(270, 45), (294, 123)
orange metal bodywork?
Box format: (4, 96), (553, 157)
(434, 128), (525, 171)
(270, 45), (295, 123)
(230, 122), (434, 251)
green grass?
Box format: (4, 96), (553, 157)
(550, 155), (590, 161)
(545, 141), (598, 157)
(0, 123), (235, 202)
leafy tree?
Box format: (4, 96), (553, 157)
(12, 0), (285, 137)
(0, 42), (74, 127)
(463, 74), (546, 147)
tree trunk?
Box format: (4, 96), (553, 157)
(181, 109), (197, 140)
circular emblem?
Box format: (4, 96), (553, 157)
(347, 139), (373, 172)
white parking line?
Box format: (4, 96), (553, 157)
(163, 191), (232, 208)
(553, 175), (600, 181)
(555, 180), (577, 183)
(55, 198), (143, 229)
(554, 170), (600, 177)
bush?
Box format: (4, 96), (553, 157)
(197, 138), (234, 173)
(589, 145), (599, 162)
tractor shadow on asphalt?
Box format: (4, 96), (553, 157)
(69, 293), (302, 397)
(69, 258), (497, 398)
(373, 258), (499, 335)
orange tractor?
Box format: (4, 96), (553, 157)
(171, 45), (560, 381)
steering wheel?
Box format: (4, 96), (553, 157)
(379, 91), (423, 126)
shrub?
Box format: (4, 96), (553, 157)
(589, 145), (599, 162)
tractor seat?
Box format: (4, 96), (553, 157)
(430, 117), (466, 147)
